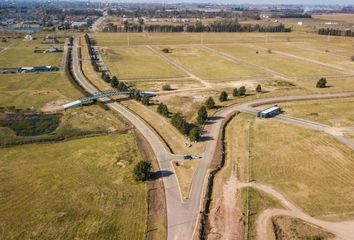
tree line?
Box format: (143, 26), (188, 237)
(318, 28), (354, 37)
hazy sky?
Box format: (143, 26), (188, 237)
(115, 0), (354, 5)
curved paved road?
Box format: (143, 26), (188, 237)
(70, 36), (354, 239)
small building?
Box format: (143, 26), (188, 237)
(24, 34), (33, 41)
(297, 22), (303, 26)
(71, 22), (87, 29)
(44, 46), (61, 53)
(257, 106), (281, 118)
(20, 66), (57, 73)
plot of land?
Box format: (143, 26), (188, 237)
(0, 134), (146, 239)
(250, 117), (354, 219)
(280, 97), (354, 127)
(296, 78), (354, 94)
(208, 44), (342, 78)
(172, 160), (199, 200)
(0, 73), (82, 110)
(0, 38), (63, 68)
(102, 46), (184, 79)
(158, 45), (262, 80)
(127, 79), (203, 92)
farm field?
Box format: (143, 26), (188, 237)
(101, 45), (184, 79)
(280, 97), (354, 127)
(250, 117), (354, 220)
(207, 44), (343, 78)
(0, 134), (147, 239)
(156, 45), (262, 80)
(0, 73), (82, 110)
(0, 38), (63, 68)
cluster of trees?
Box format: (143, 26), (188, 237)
(316, 78), (327, 88)
(157, 103), (169, 117)
(84, 34), (100, 72)
(318, 28), (354, 37)
(276, 13), (312, 18)
(129, 89), (150, 106)
(186, 20), (291, 32)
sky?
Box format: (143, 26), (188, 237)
(112, 0), (354, 5)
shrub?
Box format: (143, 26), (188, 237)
(162, 84), (172, 91)
(351, 56), (354, 62)
(188, 127), (200, 142)
(133, 161), (151, 181)
(256, 84), (262, 93)
(238, 86), (246, 96)
(162, 48), (170, 53)
(316, 78), (327, 88)
(219, 91), (228, 102)
(197, 106), (208, 124)
(157, 103), (169, 117)
(232, 88), (238, 97)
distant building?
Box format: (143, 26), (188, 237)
(71, 22), (87, 28)
(297, 22), (303, 26)
(20, 66), (57, 73)
(24, 34), (33, 41)
(257, 106), (281, 118)
(44, 46), (61, 53)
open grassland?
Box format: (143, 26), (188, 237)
(313, 13), (354, 24)
(101, 46), (184, 79)
(0, 38), (63, 68)
(256, 42), (354, 71)
(0, 73), (82, 110)
(296, 78), (354, 94)
(91, 32), (329, 47)
(127, 79), (203, 92)
(280, 98), (354, 127)
(172, 160), (199, 200)
(121, 100), (204, 155)
(250, 118), (354, 220)
(272, 216), (335, 240)
(0, 105), (128, 145)
(157, 45), (262, 80)
(208, 43), (343, 78)
(0, 134), (146, 240)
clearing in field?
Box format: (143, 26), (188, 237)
(157, 45), (262, 80)
(0, 73), (82, 110)
(0, 134), (146, 239)
(101, 46), (185, 79)
(0, 38), (63, 68)
(250, 117), (354, 220)
(208, 43), (343, 78)
(280, 97), (354, 127)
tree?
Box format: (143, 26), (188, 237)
(188, 127), (200, 142)
(197, 106), (208, 124)
(141, 96), (150, 106)
(157, 102), (169, 117)
(101, 72), (111, 83)
(205, 97), (215, 109)
(256, 84), (262, 93)
(232, 88), (238, 97)
(316, 78), (327, 88)
(118, 82), (128, 91)
(133, 161), (151, 181)
(171, 113), (190, 135)
(238, 86), (246, 96)
(111, 76), (119, 88)
(162, 48), (170, 53)
(219, 91), (228, 102)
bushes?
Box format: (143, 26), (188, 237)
(316, 78), (327, 88)
(219, 91), (228, 102)
(133, 161), (151, 181)
(197, 106), (208, 125)
(162, 84), (172, 91)
(205, 97), (215, 109)
(171, 113), (191, 135)
(351, 56), (354, 62)
(256, 84), (262, 93)
(157, 103), (169, 117)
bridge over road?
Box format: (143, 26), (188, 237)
(63, 90), (156, 110)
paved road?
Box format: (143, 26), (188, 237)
(71, 36), (354, 240)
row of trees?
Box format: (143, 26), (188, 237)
(318, 28), (354, 37)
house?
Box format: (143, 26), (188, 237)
(24, 34), (33, 41)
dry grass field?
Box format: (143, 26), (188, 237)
(280, 97), (354, 127)
(313, 13), (354, 24)
(0, 134), (147, 240)
(0, 73), (82, 110)
(172, 160), (199, 200)
(296, 78), (354, 94)
(250, 118), (354, 220)
(101, 46), (184, 79)
(0, 38), (63, 68)
(127, 79), (203, 92)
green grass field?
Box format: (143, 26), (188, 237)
(0, 73), (82, 110)
(280, 97), (354, 127)
(0, 38), (63, 68)
(158, 45), (262, 80)
(0, 134), (146, 239)
(102, 46), (184, 79)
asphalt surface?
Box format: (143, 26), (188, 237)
(70, 36), (354, 239)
